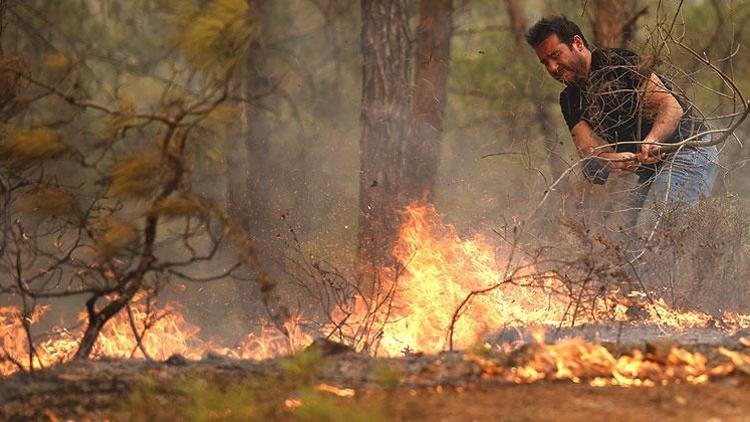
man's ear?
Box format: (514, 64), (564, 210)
(572, 35), (585, 52)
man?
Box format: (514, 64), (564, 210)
(525, 16), (718, 230)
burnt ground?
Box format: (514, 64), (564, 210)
(2, 325), (750, 421)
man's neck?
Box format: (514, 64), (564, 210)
(559, 45), (594, 88)
(580, 48), (593, 85)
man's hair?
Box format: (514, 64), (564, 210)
(525, 15), (589, 49)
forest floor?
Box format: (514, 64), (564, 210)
(2, 329), (750, 421)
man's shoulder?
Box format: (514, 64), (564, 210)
(600, 47), (638, 57)
(593, 47), (639, 67)
(559, 85), (579, 101)
(559, 85), (581, 117)
(590, 47), (643, 87)
(558, 84), (584, 129)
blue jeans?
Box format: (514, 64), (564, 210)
(625, 143), (719, 230)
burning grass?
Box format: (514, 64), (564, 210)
(471, 331), (750, 387)
(2, 202), (750, 391)
(0, 296), (309, 376)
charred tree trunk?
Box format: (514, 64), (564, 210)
(406, 0), (452, 201)
(358, 0), (411, 272)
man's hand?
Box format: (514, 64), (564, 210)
(600, 151), (639, 173)
(637, 138), (665, 164)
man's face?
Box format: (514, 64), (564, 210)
(534, 34), (587, 85)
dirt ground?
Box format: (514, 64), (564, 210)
(384, 381), (750, 421)
(6, 377), (750, 421)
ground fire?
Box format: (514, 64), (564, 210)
(2, 203), (750, 387)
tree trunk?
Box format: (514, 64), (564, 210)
(503, 0), (525, 47)
(223, 0), (284, 321)
(0, 0), (7, 55)
(228, 0), (277, 247)
(406, 0), (452, 201)
(357, 0), (411, 272)
(592, 0), (639, 48)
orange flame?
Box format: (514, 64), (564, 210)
(328, 202), (750, 355)
(0, 297), (310, 376)
(328, 203), (572, 355)
(469, 331), (743, 387)
(2, 202), (750, 384)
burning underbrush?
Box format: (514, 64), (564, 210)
(2, 202), (750, 389)
(474, 331), (750, 387)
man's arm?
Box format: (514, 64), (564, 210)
(638, 72), (684, 164)
(570, 120), (638, 172)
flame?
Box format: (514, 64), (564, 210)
(0, 296), (310, 376)
(469, 331), (746, 387)
(329, 203), (572, 355)
(328, 203), (750, 355)
(314, 383), (356, 398)
(2, 201), (750, 386)
(1, 305), (70, 375)
(92, 300), (208, 360)
(233, 316), (312, 361)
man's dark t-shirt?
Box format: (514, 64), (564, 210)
(559, 48), (705, 155)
